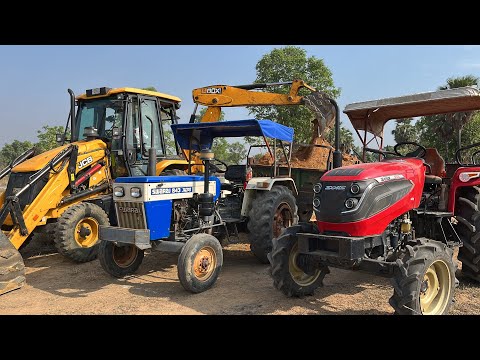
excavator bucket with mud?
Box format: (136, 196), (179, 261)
(0, 232), (25, 295)
(303, 91), (336, 137)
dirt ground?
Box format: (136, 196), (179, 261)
(1, 235), (479, 315)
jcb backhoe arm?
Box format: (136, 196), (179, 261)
(192, 79), (335, 130)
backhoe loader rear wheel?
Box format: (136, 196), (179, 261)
(0, 232), (25, 295)
(248, 186), (298, 264)
(55, 203), (110, 263)
(389, 239), (455, 315)
(270, 223), (328, 297)
(98, 241), (144, 278)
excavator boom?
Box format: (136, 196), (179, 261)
(192, 79), (336, 135)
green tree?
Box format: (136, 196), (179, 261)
(36, 125), (65, 152)
(326, 123), (355, 153)
(142, 86), (158, 92)
(249, 46), (341, 144)
(391, 118), (419, 144)
(0, 140), (34, 167)
(417, 75), (480, 161)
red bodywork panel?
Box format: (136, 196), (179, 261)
(448, 167), (480, 212)
(316, 159), (425, 237)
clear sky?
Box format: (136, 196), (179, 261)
(0, 45), (479, 148)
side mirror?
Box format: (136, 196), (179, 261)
(56, 133), (65, 144)
(112, 127), (121, 140)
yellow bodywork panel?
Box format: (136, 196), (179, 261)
(76, 87), (181, 103)
(192, 79), (314, 123)
(6, 140), (110, 249)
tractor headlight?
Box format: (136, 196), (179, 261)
(114, 186), (124, 197)
(345, 198), (358, 209)
(313, 183), (322, 193)
(350, 183), (360, 194)
(130, 187), (142, 198)
(313, 198), (321, 208)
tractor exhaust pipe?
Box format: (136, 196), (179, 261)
(198, 149), (215, 219)
(68, 89), (76, 141)
(329, 98), (342, 169)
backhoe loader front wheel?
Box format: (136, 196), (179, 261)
(55, 203), (110, 263)
(0, 232), (26, 295)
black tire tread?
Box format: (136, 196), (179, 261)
(270, 223), (328, 298)
(98, 241), (144, 278)
(389, 239), (455, 315)
(247, 185), (298, 264)
(54, 202), (109, 263)
(456, 186), (480, 281)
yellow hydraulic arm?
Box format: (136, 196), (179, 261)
(191, 79), (325, 123)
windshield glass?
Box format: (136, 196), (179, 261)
(76, 98), (125, 141)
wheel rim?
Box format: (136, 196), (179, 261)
(193, 246), (216, 281)
(419, 259), (452, 315)
(273, 202), (293, 238)
(112, 244), (139, 268)
(288, 242), (321, 286)
(74, 217), (99, 248)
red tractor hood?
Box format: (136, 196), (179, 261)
(316, 158), (426, 237)
(322, 158), (425, 183)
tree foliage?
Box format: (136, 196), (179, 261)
(416, 75), (479, 161)
(326, 123), (355, 153)
(36, 125), (65, 153)
(0, 140), (34, 168)
(249, 46), (341, 144)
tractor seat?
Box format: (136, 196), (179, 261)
(224, 165), (246, 183)
(424, 175), (443, 185)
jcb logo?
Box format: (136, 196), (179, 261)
(201, 87), (222, 94)
(78, 156), (93, 169)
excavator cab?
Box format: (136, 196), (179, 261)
(73, 87), (184, 177)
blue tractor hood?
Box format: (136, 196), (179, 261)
(171, 119), (294, 150)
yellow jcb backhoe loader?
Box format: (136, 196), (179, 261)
(0, 86), (194, 295)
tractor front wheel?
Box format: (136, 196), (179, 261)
(177, 234), (223, 293)
(270, 223), (328, 297)
(390, 239), (456, 315)
(54, 203), (109, 262)
(98, 242), (144, 278)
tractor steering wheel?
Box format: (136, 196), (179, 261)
(394, 142), (426, 158)
(208, 158), (228, 173)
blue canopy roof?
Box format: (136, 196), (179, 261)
(171, 119), (294, 151)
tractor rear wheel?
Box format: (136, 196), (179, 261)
(270, 223), (328, 297)
(389, 239), (455, 315)
(54, 203), (110, 263)
(98, 242), (144, 278)
(0, 232), (25, 295)
(248, 185), (298, 264)
(160, 169), (187, 176)
(455, 186), (480, 282)
(177, 234), (223, 293)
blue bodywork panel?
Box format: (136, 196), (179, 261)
(116, 175), (204, 183)
(171, 119), (294, 151)
(144, 200), (172, 240)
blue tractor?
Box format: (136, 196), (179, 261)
(98, 119), (296, 293)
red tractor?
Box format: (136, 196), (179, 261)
(270, 86), (480, 315)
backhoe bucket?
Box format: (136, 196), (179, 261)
(303, 92), (336, 137)
(0, 232), (25, 295)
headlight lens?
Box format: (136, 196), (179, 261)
(350, 183), (360, 194)
(345, 198), (358, 209)
(113, 186), (124, 197)
(313, 183), (322, 193)
(313, 198), (321, 208)
(130, 187), (142, 198)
